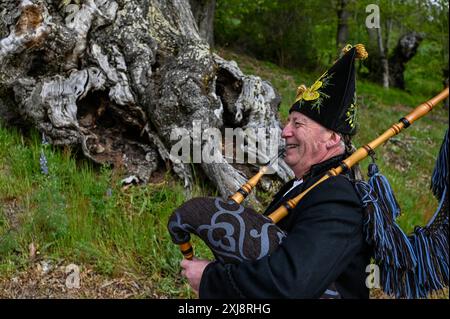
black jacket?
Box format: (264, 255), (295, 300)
(199, 155), (371, 299)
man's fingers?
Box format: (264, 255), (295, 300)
(181, 256), (200, 268)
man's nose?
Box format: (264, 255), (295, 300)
(282, 124), (293, 138)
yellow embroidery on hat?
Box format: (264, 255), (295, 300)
(295, 72), (332, 114)
(345, 93), (358, 129)
(303, 80), (322, 101)
(341, 44), (353, 55)
(295, 73), (328, 103)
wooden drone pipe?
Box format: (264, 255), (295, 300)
(229, 149), (286, 204)
(229, 166), (269, 204)
(179, 242), (194, 260)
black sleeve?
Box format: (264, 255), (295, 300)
(199, 176), (364, 299)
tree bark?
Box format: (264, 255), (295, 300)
(0, 0), (292, 200)
(376, 26), (389, 88)
(388, 32), (423, 89)
(336, 0), (350, 51)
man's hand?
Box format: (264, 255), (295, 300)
(180, 258), (211, 295)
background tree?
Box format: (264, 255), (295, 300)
(388, 31), (423, 89)
(361, 0), (447, 91)
(336, 0), (351, 51)
(215, 0), (336, 69)
(215, 0), (448, 97)
(189, 0), (216, 46)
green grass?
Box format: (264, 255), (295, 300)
(0, 49), (448, 298)
(0, 126), (213, 297)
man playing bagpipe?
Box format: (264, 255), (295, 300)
(177, 44), (449, 299)
(180, 44), (373, 298)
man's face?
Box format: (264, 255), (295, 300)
(282, 112), (331, 177)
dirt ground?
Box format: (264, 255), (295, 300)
(0, 261), (447, 299)
(0, 261), (165, 299)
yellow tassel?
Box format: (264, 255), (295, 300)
(354, 43), (368, 60)
(341, 43), (369, 60)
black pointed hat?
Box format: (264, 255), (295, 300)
(289, 44), (368, 135)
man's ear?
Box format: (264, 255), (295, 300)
(325, 132), (341, 149)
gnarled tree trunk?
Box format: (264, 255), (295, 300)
(0, 0), (292, 201)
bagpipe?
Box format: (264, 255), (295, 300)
(167, 88), (449, 298)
